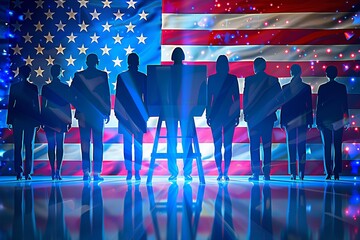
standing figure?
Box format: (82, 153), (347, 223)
(207, 55), (240, 181)
(71, 54), (111, 181)
(166, 47), (194, 182)
(280, 64), (313, 180)
(115, 53), (148, 181)
(7, 65), (40, 180)
(316, 66), (349, 180)
(42, 64), (72, 180)
(243, 57), (282, 181)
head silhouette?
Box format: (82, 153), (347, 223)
(216, 55), (229, 74)
(326, 66), (338, 79)
(253, 57), (266, 74)
(171, 47), (185, 65)
(18, 65), (31, 80)
(128, 53), (139, 68)
(86, 54), (99, 68)
(290, 64), (302, 77)
(51, 64), (61, 79)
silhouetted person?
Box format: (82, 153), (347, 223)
(316, 66), (349, 180)
(210, 183), (236, 240)
(248, 183), (273, 240)
(121, 184), (147, 240)
(244, 57), (282, 181)
(44, 184), (70, 240)
(7, 65), (40, 180)
(42, 64), (72, 180)
(115, 53), (148, 181)
(71, 54), (111, 181)
(166, 47), (194, 181)
(280, 64), (313, 180)
(207, 55), (240, 181)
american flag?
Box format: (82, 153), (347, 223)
(1, 0), (360, 175)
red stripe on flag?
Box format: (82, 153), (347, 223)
(162, 0), (360, 13)
(161, 61), (360, 77)
(162, 30), (360, 46)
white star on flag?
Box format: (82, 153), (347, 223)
(11, 44), (22, 55)
(113, 33), (123, 44)
(114, 10), (124, 20)
(78, 0), (88, 8)
(100, 45), (111, 55)
(102, 0), (112, 8)
(125, 22), (135, 33)
(102, 22), (112, 32)
(124, 45), (134, 55)
(90, 33), (100, 43)
(137, 33), (147, 44)
(90, 9), (101, 20)
(127, 0), (137, 9)
(79, 21), (89, 32)
(112, 57), (123, 67)
(34, 44), (44, 55)
(78, 44), (88, 55)
(66, 55), (76, 66)
(35, 66), (44, 77)
(44, 32), (54, 43)
(55, 44), (66, 55)
(45, 55), (55, 65)
(66, 9), (77, 20)
(139, 10), (148, 20)
(67, 33), (77, 43)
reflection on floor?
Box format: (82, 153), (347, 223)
(0, 176), (359, 239)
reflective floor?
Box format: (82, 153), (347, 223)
(0, 176), (359, 240)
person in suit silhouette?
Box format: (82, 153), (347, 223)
(166, 47), (194, 182)
(71, 54), (111, 181)
(42, 64), (72, 180)
(115, 53), (148, 181)
(316, 66), (349, 180)
(7, 65), (41, 180)
(280, 64), (313, 180)
(207, 55), (240, 181)
(244, 57), (282, 181)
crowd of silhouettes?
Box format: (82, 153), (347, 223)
(7, 47), (349, 181)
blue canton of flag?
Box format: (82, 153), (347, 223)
(10, 0), (161, 94)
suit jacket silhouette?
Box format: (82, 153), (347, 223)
(71, 68), (110, 120)
(316, 80), (348, 130)
(243, 71), (281, 128)
(280, 78), (313, 128)
(7, 80), (40, 127)
(115, 69), (148, 133)
(41, 78), (72, 132)
(207, 73), (240, 122)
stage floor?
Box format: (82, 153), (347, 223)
(0, 176), (359, 240)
